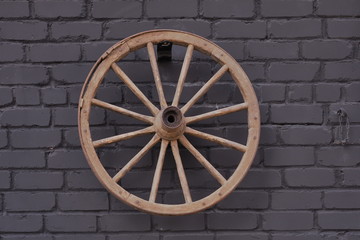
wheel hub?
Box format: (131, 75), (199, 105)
(155, 106), (185, 140)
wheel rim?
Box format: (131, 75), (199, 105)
(78, 29), (260, 215)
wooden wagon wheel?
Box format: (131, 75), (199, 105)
(78, 30), (260, 215)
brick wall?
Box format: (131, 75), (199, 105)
(1, 0), (360, 239)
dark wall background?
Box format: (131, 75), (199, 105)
(1, 0), (360, 239)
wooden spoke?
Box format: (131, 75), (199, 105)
(171, 140), (192, 203)
(111, 63), (159, 115)
(181, 65), (229, 114)
(113, 134), (160, 182)
(93, 126), (155, 148)
(185, 127), (247, 152)
(147, 42), (167, 109)
(91, 99), (154, 124)
(172, 44), (194, 107)
(186, 103), (248, 124)
(149, 139), (169, 203)
(179, 136), (226, 185)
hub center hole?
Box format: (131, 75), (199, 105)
(167, 115), (175, 123)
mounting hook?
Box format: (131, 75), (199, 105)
(157, 41), (172, 61)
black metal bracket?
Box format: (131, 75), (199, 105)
(157, 41), (172, 61)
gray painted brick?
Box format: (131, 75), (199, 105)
(268, 62), (320, 81)
(0, 171), (11, 189)
(346, 233), (360, 240)
(0, 43), (24, 62)
(46, 215), (97, 232)
(284, 168), (335, 187)
(238, 169), (282, 188)
(215, 20), (266, 39)
(42, 88), (67, 105)
(318, 147), (360, 166)
(67, 170), (103, 189)
(96, 86), (122, 103)
(54, 108), (105, 126)
(11, 129), (61, 148)
(263, 211), (313, 230)
(0, 151), (45, 169)
(115, 62), (153, 84)
(54, 236), (105, 240)
(0, 0), (29, 18)
(328, 19), (360, 38)
(215, 41), (245, 60)
(288, 84), (312, 103)
(163, 234), (213, 240)
(343, 169), (360, 186)
(64, 127), (114, 147)
(52, 63), (92, 84)
(280, 126), (332, 145)
(5, 192), (55, 212)
(1, 236), (53, 240)
(48, 150), (89, 169)
(0, 88), (13, 106)
(0, 109), (50, 127)
(272, 233), (329, 240)
(302, 40), (352, 59)
(14, 87), (41, 106)
(14, 171), (63, 189)
(207, 84), (233, 103)
(0, 65), (48, 85)
(242, 63), (266, 81)
(0, 215), (43, 233)
(34, 0), (84, 18)
(218, 191), (269, 209)
(203, 0), (254, 18)
(349, 126), (360, 144)
(58, 192), (108, 211)
(0, 21), (48, 40)
(209, 147), (245, 168)
(259, 126), (277, 145)
(261, 0), (312, 17)
(264, 147), (315, 166)
(324, 61), (360, 80)
(28, 44), (81, 62)
(271, 104), (322, 124)
(157, 20), (212, 38)
(316, 83), (341, 102)
(177, 168), (223, 188)
(147, 0), (197, 18)
(153, 214), (205, 231)
(325, 191), (360, 209)
(101, 148), (152, 169)
(271, 191), (322, 210)
(318, 0), (360, 16)
(109, 234), (159, 240)
(82, 42), (115, 61)
(122, 170), (173, 189)
(207, 212), (257, 230)
(269, 19), (322, 38)
(100, 214), (151, 232)
(51, 22), (102, 41)
(346, 82), (360, 102)
(217, 233), (268, 240)
(247, 41), (298, 59)
(0, 130), (7, 148)
(105, 21), (155, 39)
(318, 211), (360, 230)
(92, 0), (142, 18)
